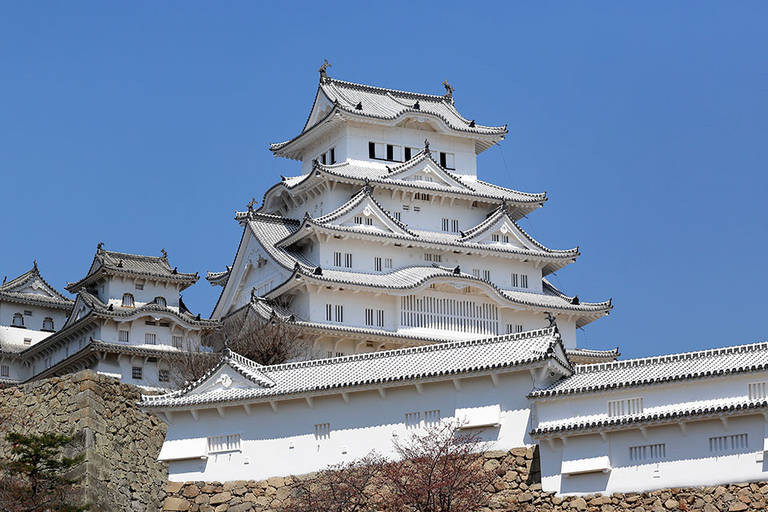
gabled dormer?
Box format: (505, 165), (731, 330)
(0, 262), (73, 313)
(383, 146), (474, 192)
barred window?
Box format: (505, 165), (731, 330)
(748, 382), (767, 400)
(629, 443), (666, 462)
(158, 369), (170, 382)
(42, 317), (54, 331)
(122, 294), (135, 307)
(11, 313), (24, 327)
(709, 434), (748, 453)
(424, 409), (441, 425)
(335, 305), (344, 322)
(132, 367), (143, 380)
(208, 434), (241, 453)
(405, 412), (421, 429)
(172, 335), (183, 349)
(145, 333), (157, 345)
(314, 423), (330, 440)
(118, 330), (129, 343)
(0, 365), (9, 377)
(607, 398), (643, 417)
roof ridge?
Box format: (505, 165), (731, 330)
(326, 77), (449, 102)
(475, 178), (547, 200)
(574, 341), (768, 374)
(263, 326), (559, 373)
(102, 250), (165, 261)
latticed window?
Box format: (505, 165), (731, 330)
(629, 443), (666, 462)
(42, 317), (54, 331)
(122, 294), (134, 307)
(145, 333), (156, 345)
(158, 369), (170, 382)
(709, 434), (748, 453)
(11, 313), (24, 327)
(424, 409), (441, 425)
(132, 367), (143, 380)
(172, 335), (183, 349)
(405, 412), (421, 429)
(748, 382), (766, 400)
(118, 330), (129, 343)
(314, 423), (330, 440)
(208, 434), (241, 453)
(607, 398), (643, 417)
(154, 296), (167, 307)
(1, 365), (9, 377)
(400, 295), (498, 335)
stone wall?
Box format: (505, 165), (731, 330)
(162, 447), (768, 512)
(0, 370), (168, 511)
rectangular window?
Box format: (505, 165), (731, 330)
(405, 412), (421, 429)
(135, 282), (144, 290)
(439, 152), (455, 170)
(442, 218), (449, 231)
(413, 206), (421, 212)
(365, 218), (373, 226)
(607, 398), (643, 417)
(376, 309), (384, 327)
(321, 152), (326, 164)
(325, 304), (332, 321)
(452, 219), (459, 233)
(374, 257), (382, 272)
(521, 275), (528, 288)
(334, 252), (342, 267)
(354, 216), (363, 224)
(365, 308), (374, 326)
(503, 235), (510, 243)
(326, 351), (333, 358)
(158, 369), (170, 382)
(748, 382), (767, 400)
(335, 352), (344, 357)
(345, 253), (352, 268)
(414, 193), (430, 201)
(483, 270), (491, 281)
(172, 335), (183, 349)
(24, 310), (32, 316)
(401, 295), (499, 335)
(208, 434), (241, 454)
(472, 269), (481, 278)
(24, 338), (32, 345)
(0, 365), (8, 377)
(404, 147), (412, 160)
(424, 253), (442, 263)
(132, 367), (143, 380)
(394, 211), (401, 221)
(629, 443), (666, 462)
(402, 204), (410, 211)
(145, 333), (156, 345)
(335, 305), (344, 322)
(709, 434), (748, 453)
(384, 257), (393, 269)
(118, 330), (129, 343)
(491, 234), (500, 242)
(511, 273), (519, 287)
(314, 423), (331, 440)
(515, 324), (524, 333)
(329, 147), (336, 164)
(424, 409), (441, 425)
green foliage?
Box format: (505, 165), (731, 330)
(0, 432), (90, 512)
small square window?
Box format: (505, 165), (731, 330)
(24, 310), (32, 316)
(132, 367), (143, 380)
(172, 335), (183, 349)
(118, 330), (129, 343)
(314, 423), (331, 439)
(158, 369), (170, 382)
(0, 365), (9, 377)
(135, 282), (144, 290)
(145, 333), (156, 345)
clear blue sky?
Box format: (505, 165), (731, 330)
(1, 2), (766, 359)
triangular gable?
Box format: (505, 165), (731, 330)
(384, 151), (471, 191)
(1, 265), (71, 303)
(303, 85), (337, 132)
(315, 188), (413, 237)
(460, 208), (545, 251)
(147, 350), (275, 405)
(63, 294), (94, 329)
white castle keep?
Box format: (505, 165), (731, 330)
(206, 69), (613, 361)
(143, 70), (768, 495)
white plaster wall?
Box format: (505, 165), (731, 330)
(0, 302), (69, 332)
(539, 415), (768, 495)
(102, 277), (183, 310)
(534, 370), (768, 494)
(164, 370), (537, 482)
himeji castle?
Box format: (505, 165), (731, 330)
(207, 67), (614, 363)
(146, 68), (768, 496)
(0, 245), (219, 388)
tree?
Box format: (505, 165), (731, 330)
(284, 453), (384, 512)
(378, 421), (495, 512)
(0, 432), (89, 512)
(163, 305), (314, 388)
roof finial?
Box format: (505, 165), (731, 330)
(442, 80), (454, 99)
(160, 248), (168, 259)
(2, 276), (6, 285)
(424, 139), (431, 155)
(96, 241), (104, 252)
(318, 59), (331, 80)
(247, 197), (256, 212)
(33, 260), (38, 270)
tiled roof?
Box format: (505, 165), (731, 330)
(530, 341), (768, 398)
(206, 268), (231, 287)
(263, 158), (546, 209)
(140, 326), (569, 409)
(0, 263), (73, 310)
(565, 347), (620, 364)
(531, 398), (768, 437)
(271, 77), (507, 157)
(76, 291), (219, 328)
(66, 245), (198, 293)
